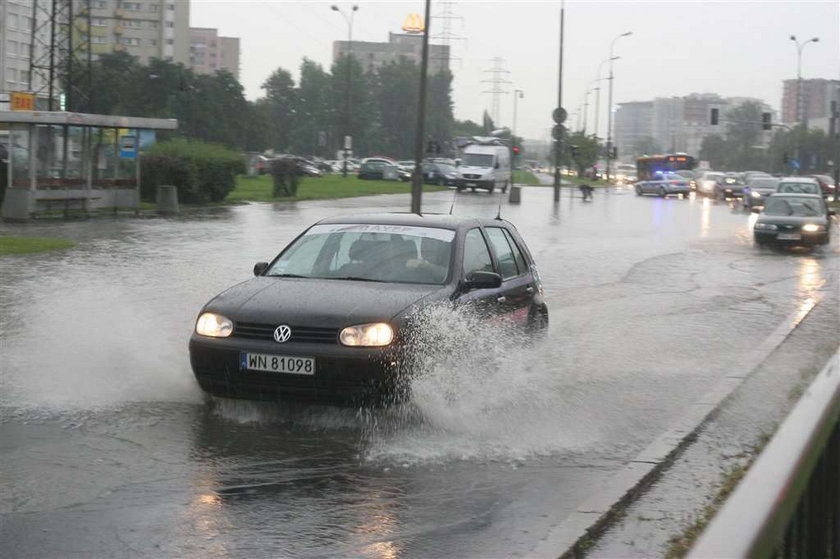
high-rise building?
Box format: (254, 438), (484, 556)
(614, 101), (654, 160)
(614, 93), (770, 161)
(189, 28), (240, 79)
(87, 0), (190, 65)
(333, 32), (450, 75)
(781, 78), (840, 129)
(0, 0), (48, 103)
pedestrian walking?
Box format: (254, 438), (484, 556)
(579, 183), (594, 201)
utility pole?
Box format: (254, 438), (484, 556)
(410, 0), (432, 214)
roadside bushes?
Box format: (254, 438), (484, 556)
(140, 139), (244, 203)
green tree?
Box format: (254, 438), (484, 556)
(566, 131), (600, 175)
(261, 67), (298, 151)
(292, 58), (332, 157)
(699, 134), (729, 170)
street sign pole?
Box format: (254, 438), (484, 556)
(553, 1), (565, 202)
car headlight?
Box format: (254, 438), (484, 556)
(751, 191), (762, 198)
(339, 322), (394, 347)
(802, 224), (826, 232)
(196, 312), (233, 338)
(754, 223), (778, 231)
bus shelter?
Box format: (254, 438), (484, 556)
(1, 111), (177, 220)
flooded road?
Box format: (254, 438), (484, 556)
(2, 188), (837, 557)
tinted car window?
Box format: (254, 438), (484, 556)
(463, 228), (494, 277)
(485, 227), (519, 279)
(503, 229), (529, 275)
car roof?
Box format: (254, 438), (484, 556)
(779, 176), (818, 182)
(316, 212), (514, 231)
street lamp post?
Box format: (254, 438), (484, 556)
(790, 35), (819, 175)
(331, 4), (359, 178)
(605, 31), (632, 184)
(593, 56), (619, 143)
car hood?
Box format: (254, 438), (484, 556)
(757, 215), (829, 226)
(751, 187), (777, 195)
(204, 277), (449, 327)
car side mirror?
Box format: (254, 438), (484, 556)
(254, 262), (269, 276)
(494, 161), (500, 169)
(464, 271), (502, 290)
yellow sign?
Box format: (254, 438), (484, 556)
(402, 13), (424, 33)
(11, 92), (35, 111)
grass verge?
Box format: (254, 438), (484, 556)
(229, 174), (447, 203)
(512, 170), (540, 185)
(0, 235), (76, 256)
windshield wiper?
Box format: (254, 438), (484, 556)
(332, 276), (386, 283)
(266, 273), (309, 278)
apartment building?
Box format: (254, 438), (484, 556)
(333, 32), (450, 75)
(87, 0), (190, 65)
(189, 27), (240, 79)
(781, 78), (840, 132)
(0, 0), (49, 102)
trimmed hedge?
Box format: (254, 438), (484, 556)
(140, 139), (244, 204)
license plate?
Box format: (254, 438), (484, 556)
(777, 233), (801, 240)
(465, 182), (476, 187)
(240, 352), (315, 375)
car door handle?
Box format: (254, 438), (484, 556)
(497, 296), (507, 303)
(525, 286), (534, 294)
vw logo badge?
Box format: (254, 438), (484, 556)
(273, 325), (292, 343)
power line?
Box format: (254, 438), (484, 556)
(481, 57), (511, 125)
(430, 0), (464, 69)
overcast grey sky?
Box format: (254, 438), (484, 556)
(191, 1), (840, 141)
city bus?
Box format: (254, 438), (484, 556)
(636, 154), (697, 181)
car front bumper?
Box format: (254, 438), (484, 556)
(754, 230), (829, 246)
(189, 335), (404, 404)
(458, 179), (494, 190)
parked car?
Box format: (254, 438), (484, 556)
(742, 176), (780, 210)
(753, 193), (833, 247)
(358, 161), (409, 181)
(775, 177), (821, 196)
(634, 173), (691, 197)
(188, 213), (549, 405)
(423, 162), (459, 186)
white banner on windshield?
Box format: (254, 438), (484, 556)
(308, 223), (456, 242)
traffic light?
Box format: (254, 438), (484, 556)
(762, 112), (772, 131)
(512, 146), (521, 156)
(570, 145), (579, 158)
(710, 108), (719, 126)
(611, 146), (618, 159)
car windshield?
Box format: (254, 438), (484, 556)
(437, 164), (456, 173)
(462, 153), (494, 167)
(266, 223), (455, 285)
(778, 182), (819, 194)
(763, 197), (825, 217)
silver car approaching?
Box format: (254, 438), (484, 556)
(634, 173), (692, 198)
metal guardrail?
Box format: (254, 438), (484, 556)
(689, 350), (840, 558)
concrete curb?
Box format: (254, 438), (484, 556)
(529, 297), (821, 558)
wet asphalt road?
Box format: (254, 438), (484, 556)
(1, 186), (837, 557)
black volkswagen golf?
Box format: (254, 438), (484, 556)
(189, 213), (548, 405)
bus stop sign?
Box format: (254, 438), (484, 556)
(552, 107), (567, 124)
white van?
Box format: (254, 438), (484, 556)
(457, 139), (511, 193)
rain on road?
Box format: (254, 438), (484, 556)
(1, 187), (837, 557)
